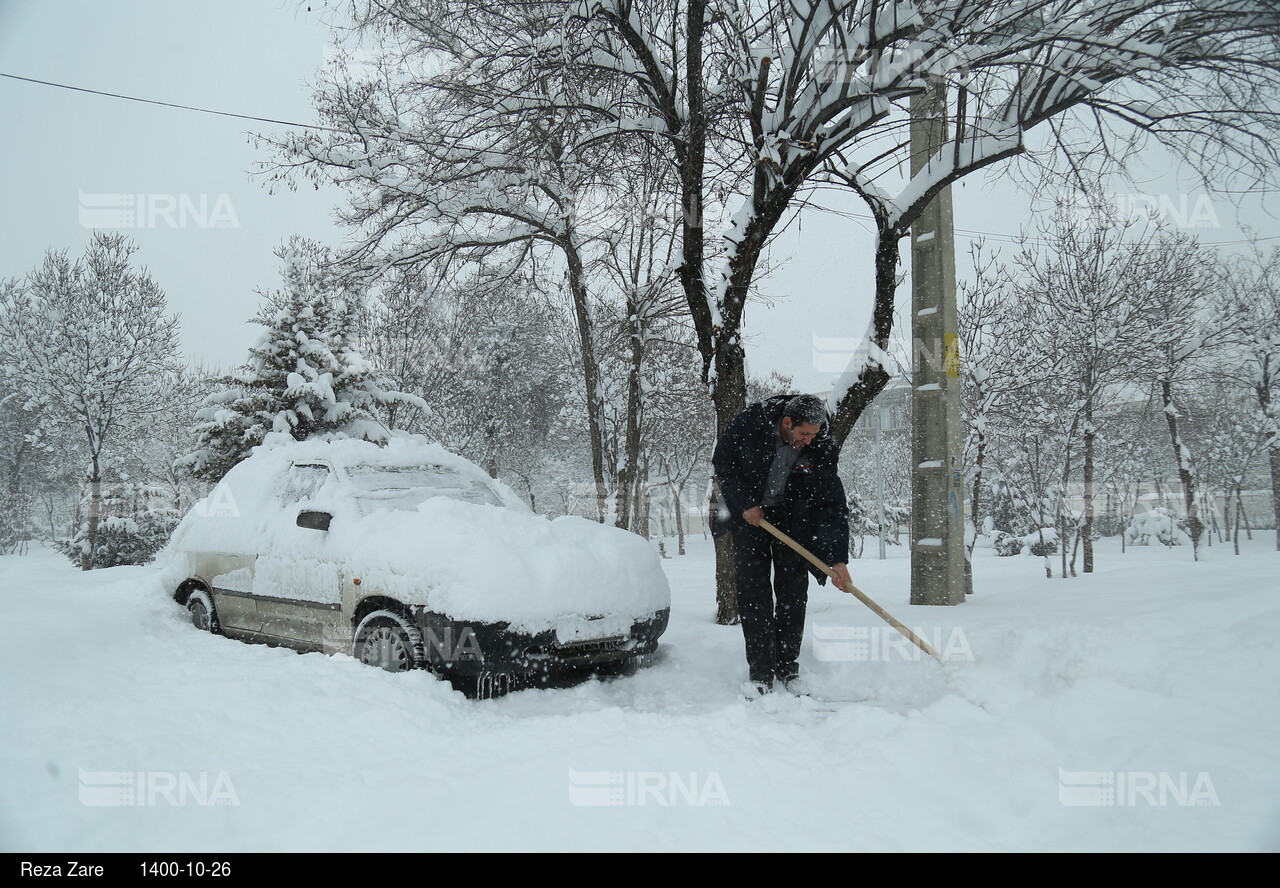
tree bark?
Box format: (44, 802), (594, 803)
(714, 534), (738, 624)
(671, 480), (686, 556)
(564, 243), (609, 523)
(1270, 447), (1280, 551)
(1234, 484), (1244, 555)
(615, 308), (645, 531)
(967, 426), (987, 562)
(1160, 377), (1203, 559)
(1082, 393), (1095, 573)
(82, 461), (101, 572)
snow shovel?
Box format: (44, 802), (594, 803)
(758, 517), (944, 663)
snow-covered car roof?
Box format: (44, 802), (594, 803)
(247, 434), (530, 508)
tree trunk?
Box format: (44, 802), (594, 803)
(564, 244), (609, 523)
(967, 425), (987, 562)
(41, 491), (57, 540)
(1060, 445), (1073, 579)
(1271, 446), (1280, 551)
(1030, 442), (1053, 579)
(1223, 485), (1233, 543)
(1070, 521), (1082, 576)
(1160, 377), (1202, 559)
(82, 461), (101, 572)
(1122, 482), (1138, 555)
(634, 461), (651, 539)
(710, 330), (748, 625)
(1060, 495), (1070, 579)
(671, 480), (686, 556)
(615, 309), (645, 531)
(714, 534), (738, 624)
(1082, 399), (1095, 573)
(1228, 486), (1239, 557)
(669, 1), (746, 620)
(678, 0), (711, 384)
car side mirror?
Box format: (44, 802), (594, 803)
(296, 510), (332, 532)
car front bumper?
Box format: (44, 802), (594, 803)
(414, 607), (669, 681)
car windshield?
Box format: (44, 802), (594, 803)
(343, 464), (505, 511)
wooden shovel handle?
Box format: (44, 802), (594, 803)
(758, 517), (944, 663)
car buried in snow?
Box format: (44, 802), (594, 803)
(160, 436), (671, 698)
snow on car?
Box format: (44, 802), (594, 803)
(157, 435), (671, 698)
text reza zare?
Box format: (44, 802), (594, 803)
(20, 862), (104, 877)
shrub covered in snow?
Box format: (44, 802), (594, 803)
(1021, 528), (1058, 557)
(992, 531), (1024, 557)
(1125, 507), (1190, 547)
(56, 509), (181, 569)
(1028, 537), (1056, 557)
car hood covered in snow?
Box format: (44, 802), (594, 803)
(337, 497), (670, 633)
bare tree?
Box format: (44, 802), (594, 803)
(825, 0), (1280, 444)
(1219, 244), (1280, 548)
(0, 234), (181, 569)
(957, 240), (1051, 560)
(1190, 380), (1268, 553)
(1135, 228), (1238, 560)
(357, 264), (467, 437)
(1009, 205), (1194, 571)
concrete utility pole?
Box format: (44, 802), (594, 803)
(874, 405), (891, 560)
(908, 75), (968, 606)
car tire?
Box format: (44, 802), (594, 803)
(186, 589), (220, 634)
(353, 610), (425, 673)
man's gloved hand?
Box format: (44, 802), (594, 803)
(743, 505), (763, 527)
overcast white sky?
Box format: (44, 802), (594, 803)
(2, 0), (1277, 394)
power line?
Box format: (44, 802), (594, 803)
(0, 71), (341, 133)
(5, 70), (1279, 249)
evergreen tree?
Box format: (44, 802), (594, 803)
(180, 239), (424, 481)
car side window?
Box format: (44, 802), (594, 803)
(277, 463), (331, 505)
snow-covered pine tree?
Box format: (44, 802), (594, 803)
(180, 238), (425, 482)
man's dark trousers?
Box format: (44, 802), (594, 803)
(733, 505), (809, 686)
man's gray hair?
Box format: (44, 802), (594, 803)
(783, 393), (828, 427)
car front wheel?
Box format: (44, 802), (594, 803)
(353, 610), (425, 673)
(186, 589), (219, 634)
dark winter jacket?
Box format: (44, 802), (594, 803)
(711, 394), (850, 581)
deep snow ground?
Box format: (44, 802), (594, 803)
(1, 532), (1277, 852)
